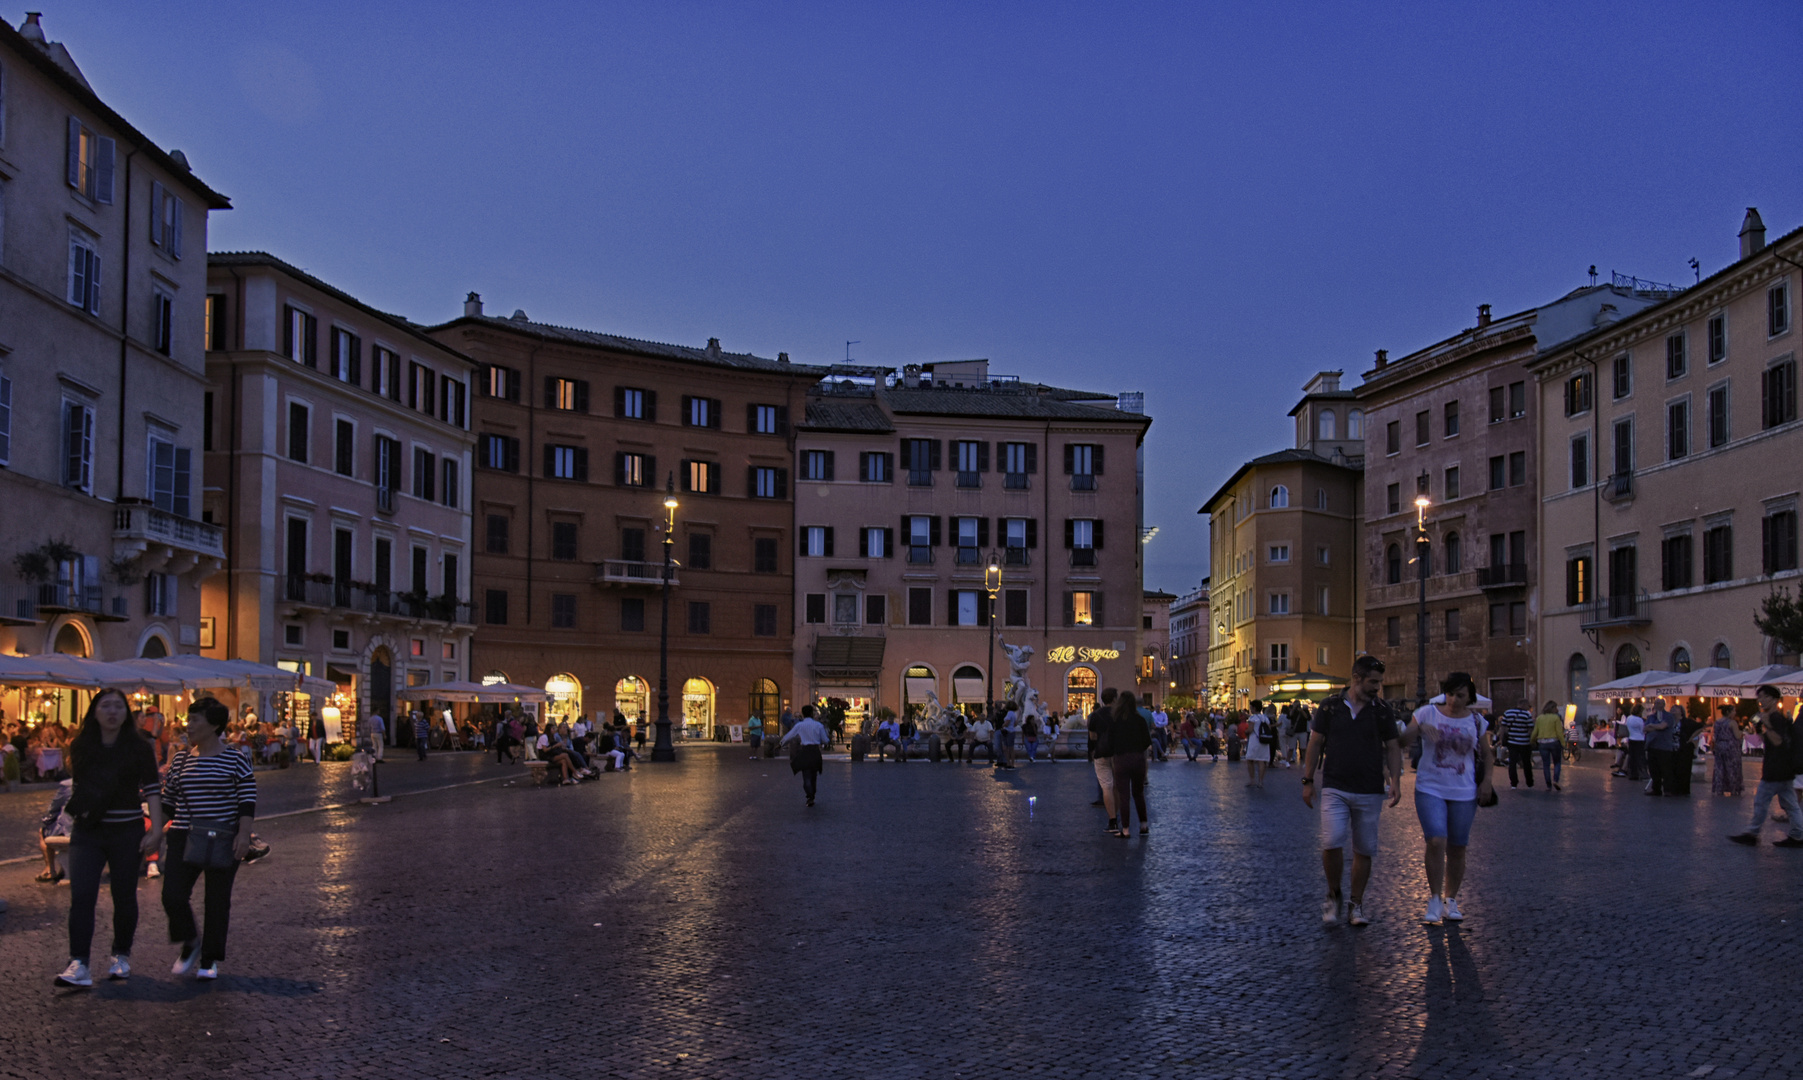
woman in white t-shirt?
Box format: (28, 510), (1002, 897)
(1403, 672), (1495, 926)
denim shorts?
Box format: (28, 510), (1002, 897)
(1319, 788), (1385, 856)
(1414, 790), (1478, 846)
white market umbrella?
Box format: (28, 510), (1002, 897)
(399, 680), (546, 704)
(1586, 670), (1682, 701)
(0, 653), (186, 694)
(1700, 665), (1803, 697)
(1656, 667), (1742, 697)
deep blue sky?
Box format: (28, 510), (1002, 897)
(43, 1), (1803, 593)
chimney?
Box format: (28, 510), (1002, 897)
(705, 338), (722, 361)
(20, 12), (45, 43)
(1374, 349), (1388, 369)
(1740, 207), (1767, 259)
(463, 292), (483, 317)
(1477, 304), (1492, 327)
(510, 309), (528, 322)
(777, 351), (790, 364)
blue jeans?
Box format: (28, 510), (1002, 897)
(1024, 737), (1038, 761)
(1414, 790), (1478, 846)
(1740, 780), (1803, 839)
(1537, 740), (1562, 786)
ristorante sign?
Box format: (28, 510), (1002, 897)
(1047, 645), (1122, 663)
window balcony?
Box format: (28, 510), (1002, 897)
(956, 471), (981, 488)
(593, 560), (675, 588)
(27, 583), (129, 622)
(376, 486), (397, 514)
(1477, 563), (1529, 589)
(955, 546), (981, 566)
(1071, 548), (1097, 568)
(1070, 474), (1096, 492)
(907, 471), (933, 487)
(907, 546), (934, 565)
(1003, 473), (1029, 490)
(1003, 546), (1031, 567)
(1579, 590), (1651, 628)
(1603, 473), (1634, 502)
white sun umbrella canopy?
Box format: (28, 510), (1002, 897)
(1585, 670), (1682, 701)
(0, 653), (186, 694)
(399, 680), (547, 703)
(111, 656), (335, 697)
(1653, 667), (1743, 697)
(1700, 665), (1803, 697)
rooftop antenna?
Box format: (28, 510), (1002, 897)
(1588, 265), (1598, 286)
(846, 340), (860, 363)
(1689, 258), (1700, 283)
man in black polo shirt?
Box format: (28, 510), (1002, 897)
(1728, 685), (1803, 846)
(1302, 654), (1402, 927)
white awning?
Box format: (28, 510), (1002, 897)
(905, 676), (937, 702)
(953, 677), (985, 702)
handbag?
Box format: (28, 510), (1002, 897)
(182, 819), (241, 869)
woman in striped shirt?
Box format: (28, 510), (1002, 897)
(53, 688), (163, 988)
(152, 697), (256, 980)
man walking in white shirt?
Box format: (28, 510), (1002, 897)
(780, 705), (830, 807)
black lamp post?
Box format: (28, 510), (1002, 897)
(984, 551), (1003, 708)
(1414, 495), (1430, 705)
(652, 474), (679, 762)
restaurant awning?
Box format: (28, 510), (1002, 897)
(952, 677), (985, 702)
(399, 680), (547, 703)
(810, 635), (887, 678)
(1586, 670), (1682, 700)
(110, 656), (335, 697)
(0, 653), (186, 694)
(1699, 665), (1803, 697)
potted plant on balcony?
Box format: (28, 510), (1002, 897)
(424, 593), (459, 621)
(107, 556), (143, 586)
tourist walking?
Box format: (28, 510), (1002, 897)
(366, 710), (387, 762)
(1088, 688), (1119, 829)
(306, 709), (325, 764)
(1499, 703), (1536, 789)
(747, 713), (764, 758)
(1711, 704), (1744, 796)
(1302, 655), (1401, 928)
(1622, 705), (1647, 781)
(1022, 712), (1040, 762)
(998, 703), (1020, 769)
(413, 710), (431, 761)
(1405, 673), (1495, 925)
(53, 689), (163, 988)
(779, 705), (830, 807)
(1244, 700), (1272, 788)
(1533, 701), (1564, 791)
(155, 697), (256, 980)
(1727, 686), (1803, 846)
(1106, 691), (1152, 837)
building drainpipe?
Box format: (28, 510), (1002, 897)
(524, 343), (541, 624)
(225, 268), (243, 658)
(1042, 420), (1053, 696)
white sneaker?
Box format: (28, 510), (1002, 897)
(1443, 897), (1464, 922)
(196, 962), (220, 980)
(147, 863), (161, 879)
(1320, 895), (1342, 925)
(107, 955), (131, 980)
(172, 942), (200, 977)
(54, 959), (92, 988)
(1346, 901), (1369, 927)
(1422, 896), (1444, 925)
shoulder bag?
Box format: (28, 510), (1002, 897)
(183, 818), (241, 869)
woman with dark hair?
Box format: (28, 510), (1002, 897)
(1403, 672), (1494, 925)
(1107, 690), (1153, 837)
(152, 696), (256, 980)
(54, 688), (163, 988)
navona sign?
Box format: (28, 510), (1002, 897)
(1047, 646), (1122, 663)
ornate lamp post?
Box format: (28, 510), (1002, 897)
(985, 551), (1003, 708)
(1414, 495), (1431, 706)
(652, 475), (679, 762)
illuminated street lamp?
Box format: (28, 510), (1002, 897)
(652, 475), (680, 762)
(985, 551), (1003, 708)
(1414, 495), (1431, 705)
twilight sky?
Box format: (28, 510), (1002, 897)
(43, 1), (1803, 594)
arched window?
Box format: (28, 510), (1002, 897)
(1318, 410), (1337, 440)
(1270, 485), (1289, 508)
(1669, 647), (1691, 673)
(1712, 643), (1732, 668)
(1614, 644), (1642, 680)
(748, 678), (780, 724)
(1347, 409), (1365, 439)
(544, 673), (582, 727)
(1315, 488), (1327, 509)
(681, 677), (715, 737)
(1444, 532), (1461, 574)
(952, 665), (986, 704)
(1386, 544), (1402, 584)
(614, 676), (648, 722)
(1066, 666), (1098, 717)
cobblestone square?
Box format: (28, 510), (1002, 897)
(2, 748), (1800, 1079)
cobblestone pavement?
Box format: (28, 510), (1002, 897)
(2, 746), (1800, 1079)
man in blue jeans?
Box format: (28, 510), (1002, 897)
(1728, 685), (1803, 847)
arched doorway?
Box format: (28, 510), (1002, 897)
(1613, 644), (1641, 680)
(140, 635), (169, 659)
(681, 677), (714, 738)
(1566, 653), (1589, 716)
(545, 673), (582, 728)
(53, 621), (90, 657)
(902, 664), (938, 720)
(1066, 666), (1098, 718)
(614, 676), (648, 723)
(368, 649), (393, 746)
(952, 665), (986, 709)
(748, 678), (780, 725)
